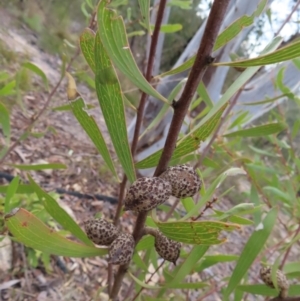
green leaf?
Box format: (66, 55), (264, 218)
(214, 39), (300, 67)
(223, 208), (278, 298)
(138, 0), (151, 34)
(262, 186), (291, 203)
(224, 123), (286, 138)
(10, 163), (67, 170)
(156, 220), (240, 245)
(70, 97), (118, 180)
(157, 0), (268, 79)
(0, 184), (35, 194)
(168, 0), (192, 9)
(135, 235), (155, 251)
(128, 271), (160, 289)
(166, 282), (208, 289)
(5, 208), (107, 257)
(163, 246), (209, 288)
(0, 102), (10, 145)
(4, 176), (20, 214)
(197, 81), (213, 109)
(196, 254), (239, 271)
(97, 1), (168, 104)
(28, 175), (94, 246)
(135, 103), (227, 169)
(94, 31), (136, 183)
(181, 168), (246, 221)
(52, 103), (95, 112)
(139, 78), (186, 140)
(22, 62), (49, 90)
(242, 93), (288, 106)
(236, 284), (300, 297)
(158, 24), (182, 33)
(80, 28), (96, 72)
(213, 0), (268, 51)
(0, 80), (15, 96)
(180, 197), (195, 213)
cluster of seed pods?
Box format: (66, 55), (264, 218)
(84, 165), (201, 265)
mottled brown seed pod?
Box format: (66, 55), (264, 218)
(109, 233), (135, 265)
(124, 177), (172, 212)
(84, 218), (119, 246)
(154, 230), (181, 265)
(260, 266), (289, 298)
(159, 165), (201, 198)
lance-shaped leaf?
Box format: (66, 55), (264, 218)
(223, 208), (278, 298)
(160, 245), (209, 292)
(135, 103), (227, 169)
(69, 97), (118, 180)
(138, 0), (151, 34)
(224, 122), (286, 138)
(214, 40), (300, 67)
(156, 220), (240, 245)
(236, 284), (300, 297)
(22, 62), (49, 91)
(94, 31), (136, 183)
(213, 0), (267, 51)
(0, 102), (10, 146)
(28, 175), (94, 246)
(10, 163), (67, 170)
(156, 0), (268, 78)
(80, 28), (96, 72)
(5, 208), (107, 257)
(4, 176), (20, 214)
(97, 0), (168, 104)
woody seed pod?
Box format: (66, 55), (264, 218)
(154, 230), (181, 265)
(109, 233), (135, 265)
(124, 177), (172, 212)
(159, 165), (201, 198)
(260, 266), (289, 298)
(84, 218), (119, 246)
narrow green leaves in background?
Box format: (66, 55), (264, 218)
(138, 0), (151, 34)
(0, 102), (10, 146)
(28, 175), (94, 246)
(214, 40), (300, 67)
(156, 0), (268, 79)
(70, 97), (118, 180)
(22, 62), (49, 90)
(156, 220), (240, 245)
(10, 163), (67, 170)
(94, 31), (136, 183)
(135, 103), (227, 169)
(223, 208), (278, 298)
(224, 122), (286, 138)
(97, 0), (169, 104)
(4, 176), (20, 214)
(5, 208), (107, 257)
(213, 0), (268, 51)
(236, 284), (300, 297)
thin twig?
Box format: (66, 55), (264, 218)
(131, 260), (165, 301)
(279, 223), (300, 270)
(191, 197), (218, 221)
(274, 0), (300, 37)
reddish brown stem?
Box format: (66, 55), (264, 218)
(109, 1), (169, 299)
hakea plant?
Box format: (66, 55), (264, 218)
(4, 0), (300, 300)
